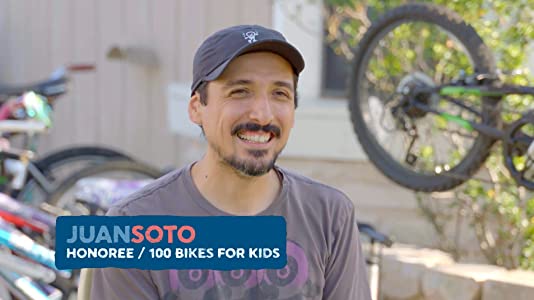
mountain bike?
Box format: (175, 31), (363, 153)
(349, 3), (534, 192)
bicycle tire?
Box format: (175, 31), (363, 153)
(349, 3), (500, 192)
(47, 160), (163, 211)
(17, 146), (131, 204)
(33, 146), (131, 172)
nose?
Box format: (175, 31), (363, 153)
(248, 93), (274, 125)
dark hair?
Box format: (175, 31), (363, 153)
(196, 75), (300, 108)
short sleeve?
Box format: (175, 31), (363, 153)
(89, 206), (160, 300)
(322, 201), (372, 300)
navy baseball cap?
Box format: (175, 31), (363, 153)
(191, 24), (305, 95)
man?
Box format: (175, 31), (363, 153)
(90, 24), (371, 300)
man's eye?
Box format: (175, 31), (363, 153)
(230, 89), (248, 96)
(274, 90), (290, 98)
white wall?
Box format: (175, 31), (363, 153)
(271, 0), (368, 161)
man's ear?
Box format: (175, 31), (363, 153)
(188, 93), (203, 126)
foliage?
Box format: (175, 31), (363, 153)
(323, 0), (534, 269)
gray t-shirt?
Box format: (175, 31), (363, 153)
(90, 163), (371, 300)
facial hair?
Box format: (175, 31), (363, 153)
(210, 140), (282, 177)
(208, 122), (284, 177)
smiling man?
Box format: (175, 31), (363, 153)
(90, 25), (371, 300)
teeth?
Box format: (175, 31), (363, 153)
(237, 133), (270, 143)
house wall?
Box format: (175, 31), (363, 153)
(0, 0), (272, 168)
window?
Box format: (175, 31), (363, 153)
(321, 42), (351, 97)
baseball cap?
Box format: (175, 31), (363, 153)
(191, 24), (305, 95)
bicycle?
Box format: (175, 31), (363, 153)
(0, 162), (163, 299)
(348, 3), (533, 192)
(0, 196), (77, 300)
(0, 65), (134, 203)
(357, 223), (393, 300)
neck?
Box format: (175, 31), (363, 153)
(191, 154), (281, 216)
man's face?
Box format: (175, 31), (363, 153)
(189, 52), (296, 177)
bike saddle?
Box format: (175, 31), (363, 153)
(0, 68), (68, 98)
(357, 222), (394, 247)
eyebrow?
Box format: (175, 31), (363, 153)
(222, 79), (252, 88)
(273, 81), (294, 90)
(222, 79), (294, 90)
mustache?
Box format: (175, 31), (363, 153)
(231, 123), (281, 138)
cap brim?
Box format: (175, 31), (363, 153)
(204, 39), (305, 82)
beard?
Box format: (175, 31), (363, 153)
(207, 122), (284, 177)
(210, 141), (281, 177)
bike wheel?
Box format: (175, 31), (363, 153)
(47, 160), (163, 214)
(34, 146), (131, 173)
(17, 146), (131, 205)
(349, 3), (500, 192)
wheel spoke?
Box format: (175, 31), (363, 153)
(349, 3), (496, 191)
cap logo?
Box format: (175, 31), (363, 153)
(242, 31), (259, 43)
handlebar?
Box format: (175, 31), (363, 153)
(67, 64), (95, 72)
(357, 222), (393, 247)
(50, 63), (96, 81)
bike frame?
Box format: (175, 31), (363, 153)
(409, 82), (534, 141)
(0, 219), (74, 300)
(0, 193), (56, 228)
(0, 219), (61, 273)
(0, 149), (59, 201)
(0, 269), (60, 300)
(0, 252), (56, 283)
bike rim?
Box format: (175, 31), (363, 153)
(357, 19), (486, 177)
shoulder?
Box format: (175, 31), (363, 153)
(278, 166), (355, 217)
(106, 166), (187, 216)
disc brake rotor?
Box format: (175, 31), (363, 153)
(396, 71), (439, 119)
